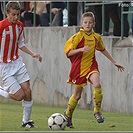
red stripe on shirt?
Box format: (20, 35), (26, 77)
(0, 19), (24, 63)
(15, 43), (19, 59)
(69, 37), (85, 81)
(10, 25), (16, 60)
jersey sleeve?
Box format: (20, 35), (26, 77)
(95, 34), (105, 51)
(0, 24), (2, 48)
(64, 33), (80, 57)
(18, 25), (26, 48)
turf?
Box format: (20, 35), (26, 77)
(0, 101), (132, 132)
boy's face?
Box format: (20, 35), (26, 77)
(6, 8), (20, 24)
(81, 16), (95, 32)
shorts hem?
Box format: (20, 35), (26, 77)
(67, 81), (87, 88)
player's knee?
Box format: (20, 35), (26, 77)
(25, 88), (31, 95)
(74, 94), (81, 100)
(76, 96), (81, 100)
(74, 87), (83, 100)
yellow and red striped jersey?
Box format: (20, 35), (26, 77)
(64, 28), (105, 86)
(0, 18), (25, 63)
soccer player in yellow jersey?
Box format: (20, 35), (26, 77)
(64, 12), (125, 128)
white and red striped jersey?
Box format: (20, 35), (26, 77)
(0, 18), (25, 63)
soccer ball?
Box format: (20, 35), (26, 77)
(48, 113), (67, 130)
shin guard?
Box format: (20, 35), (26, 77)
(93, 88), (103, 113)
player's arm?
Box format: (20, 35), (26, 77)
(100, 49), (125, 72)
(18, 26), (42, 62)
(101, 49), (116, 64)
(64, 33), (90, 57)
(67, 46), (90, 57)
(20, 45), (42, 62)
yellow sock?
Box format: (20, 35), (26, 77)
(66, 94), (78, 117)
(93, 88), (103, 113)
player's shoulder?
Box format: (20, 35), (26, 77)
(73, 28), (84, 38)
(0, 19), (6, 24)
(69, 31), (79, 39)
(93, 32), (102, 41)
(68, 28), (85, 41)
(0, 18), (8, 29)
(93, 32), (101, 38)
(16, 20), (24, 32)
(0, 19), (24, 30)
(16, 20), (24, 27)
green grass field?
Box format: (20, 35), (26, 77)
(0, 101), (132, 132)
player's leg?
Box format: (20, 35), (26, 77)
(9, 86), (25, 101)
(66, 87), (83, 117)
(0, 75), (25, 101)
(89, 72), (102, 113)
(1, 75), (35, 128)
(64, 87), (83, 128)
(1, 75), (33, 124)
(7, 71), (35, 127)
(89, 72), (104, 123)
(8, 57), (36, 128)
(20, 81), (35, 127)
(8, 80), (35, 128)
(0, 57), (36, 128)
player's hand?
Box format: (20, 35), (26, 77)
(114, 63), (125, 72)
(33, 54), (42, 62)
(81, 46), (90, 52)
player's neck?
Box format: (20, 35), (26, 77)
(7, 18), (17, 25)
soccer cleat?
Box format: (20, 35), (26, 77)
(22, 120), (37, 128)
(94, 112), (104, 123)
(64, 110), (74, 128)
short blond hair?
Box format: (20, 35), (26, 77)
(82, 12), (95, 22)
